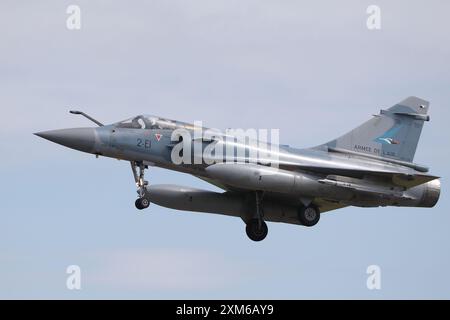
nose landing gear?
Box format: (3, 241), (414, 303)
(131, 161), (150, 210)
(135, 197), (150, 210)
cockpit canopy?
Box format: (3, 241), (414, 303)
(115, 115), (194, 130)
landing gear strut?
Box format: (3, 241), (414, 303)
(131, 161), (150, 210)
(245, 191), (268, 241)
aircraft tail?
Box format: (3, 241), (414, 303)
(319, 96), (430, 163)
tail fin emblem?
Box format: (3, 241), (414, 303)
(375, 125), (401, 145)
(377, 137), (400, 145)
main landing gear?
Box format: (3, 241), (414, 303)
(298, 204), (320, 226)
(244, 195), (321, 241)
(131, 161), (150, 210)
(245, 191), (268, 242)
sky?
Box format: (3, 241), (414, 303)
(1, 0), (449, 299)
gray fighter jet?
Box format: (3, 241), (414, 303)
(35, 97), (440, 241)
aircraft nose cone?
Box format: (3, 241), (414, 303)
(34, 128), (96, 153)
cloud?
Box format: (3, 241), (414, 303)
(85, 248), (255, 291)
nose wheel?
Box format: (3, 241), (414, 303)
(131, 161), (150, 210)
(135, 197), (150, 210)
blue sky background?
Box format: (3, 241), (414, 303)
(1, 0), (449, 299)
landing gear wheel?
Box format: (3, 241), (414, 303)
(135, 198), (150, 210)
(245, 219), (268, 242)
(135, 199), (143, 210)
(131, 161), (150, 210)
(298, 204), (320, 227)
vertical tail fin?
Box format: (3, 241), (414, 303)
(320, 97), (430, 163)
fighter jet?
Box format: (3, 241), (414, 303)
(35, 97), (440, 241)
